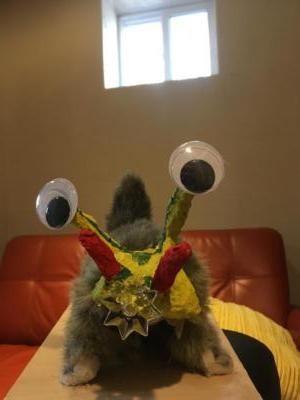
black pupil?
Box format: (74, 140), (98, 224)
(180, 159), (215, 193)
(46, 196), (70, 228)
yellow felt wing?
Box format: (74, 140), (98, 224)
(210, 297), (300, 400)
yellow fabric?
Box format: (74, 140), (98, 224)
(210, 297), (300, 400)
(73, 210), (201, 320)
(115, 237), (201, 320)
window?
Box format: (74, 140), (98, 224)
(120, 18), (165, 86)
(102, 1), (218, 89)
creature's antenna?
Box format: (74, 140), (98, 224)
(163, 189), (194, 242)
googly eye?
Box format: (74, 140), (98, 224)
(36, 178), (78, 229)
(169, 141), (225, 194)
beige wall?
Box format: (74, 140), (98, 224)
(1, 0), (300, 304)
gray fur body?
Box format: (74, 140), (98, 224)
(61, 175), (232, 385)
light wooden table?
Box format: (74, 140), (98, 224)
(6, 308), (261, 399)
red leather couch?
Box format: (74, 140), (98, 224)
(0, 228), (299, 398)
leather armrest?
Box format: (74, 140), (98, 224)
(287, 307), (300, 350)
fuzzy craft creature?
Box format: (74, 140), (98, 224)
(36, 141), (233, 386)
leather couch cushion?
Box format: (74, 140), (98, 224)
(0, 344), (37, 399)
(0, 235), (85, 345)
(182, 228), (290, 326)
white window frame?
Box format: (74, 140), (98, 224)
(118, 1), (218, 87)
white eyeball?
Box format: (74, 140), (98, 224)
(36, 178), (78, 229)
(169, 141), (225, 194)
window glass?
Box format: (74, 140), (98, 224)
(169, 12), (211, 80)
(120, 21), (164, 86)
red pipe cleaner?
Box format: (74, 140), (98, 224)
(152, 242), (192, 293)
(79, 229), (121, 280)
